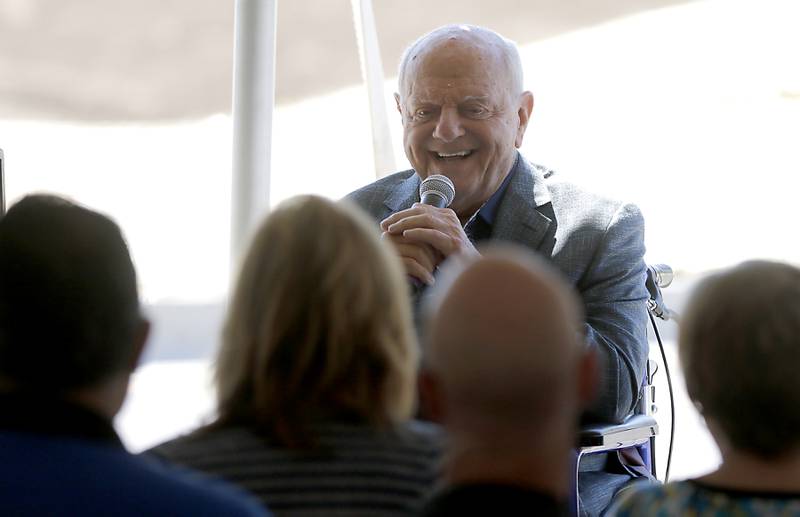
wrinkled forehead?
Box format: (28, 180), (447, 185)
(405, 82), (498, 107)
(401, 33), (513, 99)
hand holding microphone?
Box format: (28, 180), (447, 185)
(381, 174), (478, 285)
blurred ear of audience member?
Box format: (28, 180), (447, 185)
(418, 246), (596, 517)
(0, 195), (267, 516)
(147, 195), (443, 515)
(610, 260), (800, 516)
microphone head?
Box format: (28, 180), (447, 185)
(419, 174), (456, 208)
(648, 264), (674, 289)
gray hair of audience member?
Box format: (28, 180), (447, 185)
(0, 194), (141, 392)
(397, 24), (525, 100)
(680, 260), (800, 459)
(422, 246), (587, 432)
(215, 195), (418, 446)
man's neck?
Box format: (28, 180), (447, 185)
(454, 152), (519, 223)
(69, 375), (129, 421)
(0, 375), (128, 421)
(0, 386), (124, 446)
(700, 448), (800, 492)
(442, 434), (572, 497)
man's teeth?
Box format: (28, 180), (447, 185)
(437, 151), (472, 158)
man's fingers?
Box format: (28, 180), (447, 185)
(380, 203), (440, 231)
(390, 242), (436, 272)
(381, 205), (423, 230)
(401, 228), (455, 256)
(403, 227), (481, 260)
(401, 257), (435, 285)
(382, 232), (439, 275)
(386, 214), (436, 234)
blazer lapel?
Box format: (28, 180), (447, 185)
(383, 171), (421, 219)
(491, 155), (556, 255)
(378, 161), (555, 255)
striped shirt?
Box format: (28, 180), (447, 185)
(146, 420), (444, 517)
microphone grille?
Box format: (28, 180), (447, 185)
(419, 174), (456, 207)
(649, 264), (674, 288)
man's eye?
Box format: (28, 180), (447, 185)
(465, 106), (488, 117)
(413, 109), (430, 119)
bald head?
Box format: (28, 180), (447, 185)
(398, 25), (524, 101)
(425, 248), (585, 429)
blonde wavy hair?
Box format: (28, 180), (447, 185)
(214, 195), (418, 446)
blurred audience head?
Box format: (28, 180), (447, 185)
(215, 195), (418, 445)
(680, 260), (800, 459)
(0, 194), (144, 399)
(422, 245), (593, 445)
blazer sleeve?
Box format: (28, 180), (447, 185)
(580, 202), (649, 424)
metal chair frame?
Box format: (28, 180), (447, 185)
(573, 264), (674, 514)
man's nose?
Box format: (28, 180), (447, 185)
(432, 107), (465, 142)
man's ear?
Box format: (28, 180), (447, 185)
(578, 347), (599, 408)
(514, 91), (534, 148)
(394, 92), (403, 116)
(128, 318), (150, 373)
(418, 369), (446, 424)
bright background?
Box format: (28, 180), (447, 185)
(1, 0), (798, 482)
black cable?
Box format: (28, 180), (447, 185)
(649, 311), (675, 483)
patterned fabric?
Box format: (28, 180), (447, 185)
(147, 420), (443, 517)
(346, 152), (649, 427)
(608, 479), (800, 516)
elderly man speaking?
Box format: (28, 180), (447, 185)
(347, 25), (649, 515)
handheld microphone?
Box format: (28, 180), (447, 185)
(406, 174), (455, 290)
(646, 264), (678, 321)
(648, 264), (673, 289)
(419, 174), (455, 208)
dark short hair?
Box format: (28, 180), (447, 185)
(0, 195), (141, 391)
(680, 260), (800, 458)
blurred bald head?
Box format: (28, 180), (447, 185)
(425, 247), (585, 431)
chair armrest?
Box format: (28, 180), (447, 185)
(579, 414), (658, 450)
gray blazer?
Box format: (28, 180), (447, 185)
(347, 153), (648, 424)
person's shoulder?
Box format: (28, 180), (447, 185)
(421, 483), (565, 517)
(608, 480), (693, 516)
(344, 169), (418, 221)
(130, 452), (269, 516)
(400, 418), (445, 438)
(530, 162), (644, 231)
(345, 169), (416, 203)
(145, 425), (257, 463)
(318, 419), (444, 453)
(0, 432), (267, 516)
(541, 172), (635, 216)
(393, 419), (446, 451)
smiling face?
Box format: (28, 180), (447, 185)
(396, 30), (533, 218)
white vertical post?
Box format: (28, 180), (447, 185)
(350, 0), (396, 178)
(231, 0), (277, 267)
